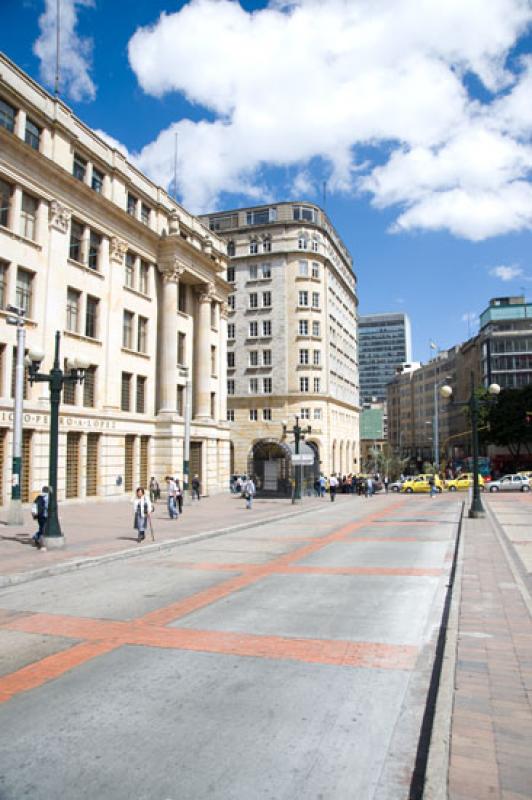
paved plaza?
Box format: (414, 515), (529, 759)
(0, 492), (531, 799)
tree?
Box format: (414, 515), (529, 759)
(484, 386), (532, 458)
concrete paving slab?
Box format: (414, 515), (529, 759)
(296, 540), (450, 569)
(0, 644), (413, 800)
(0, 629), (80, 677)
(0, 563), (236, 621)
(173, 573), (441, 646)
(513, 544), (532, 573)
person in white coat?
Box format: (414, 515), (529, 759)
(133, 487), (153, 543)
(243, 476), (256, 509)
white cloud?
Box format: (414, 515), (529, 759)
(34, 0), (96, 102)
(127, 0), (532, 235)
(93, 129), (131, 160)
(489, 264), (524, 281)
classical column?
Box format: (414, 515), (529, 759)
(158, 261), (184, 414)
(219, 302), (229, 423)
(194, 283), (215, 420)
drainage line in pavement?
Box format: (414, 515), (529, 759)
(408, 502), (464, 800)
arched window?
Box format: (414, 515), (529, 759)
(227, 240), (235, 257)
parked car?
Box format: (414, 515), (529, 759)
(401, 475), (443, 493)
(488, 474), (530, 492)
(389, 479), (405, 492)
(445, 473), (485, 492)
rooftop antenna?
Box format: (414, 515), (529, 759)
(54, 0), (61, 98)
(173, 132), (178, 202)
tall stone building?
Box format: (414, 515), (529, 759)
(201, 203), (359, 492)
(0, 53), (230, 504)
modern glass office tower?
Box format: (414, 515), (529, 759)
(358, 312), (412, 404)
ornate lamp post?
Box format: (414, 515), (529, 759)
(440, 373), (500, 518)
(282, 416), (312, 503)
(27, 331), (88, 547)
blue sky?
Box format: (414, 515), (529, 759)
(2, 0), (532, 362)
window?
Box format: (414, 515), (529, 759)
(136, 376), (146, 413)
(314, 408), (322, 420)
(293, 205), (317, 222)
(246, 208), (276, 225)
(249, 409), (258, 421)
(263, 238), (271, 253)
(227, 351), (235, 368)
(249, 292), (258, 309)
(300, 408), (310, 420)
(249, 350), (258, 366)
(210, 345), (217, 376)
(314, 377), (321, 392)
(227, 323), (235, 339)
(69, 220), (83, 262)
(16, 269), (32, 316)
(85, 296), (99, 339)
(138, 316), (148, 353)
(227, 266), (235, 282)
(249, 321), (258, 338)
(312, 292), (320, 309)
(300, 377), (309, 392)
(125, 252), (135, 287)
(263, 349), (272, 366)
(178, 284), (187, 313)
(91, 166), (104, 193)
(249, 264), (258, 279)
(83, 366), (96, 408)
(0, 99), (15, 132)
(88, 231), (101, 270)
(298, 291), (308, 307)
(263, 378), (272, 394)
(210, 392), (216, 418)
(298, 236), (308, 250)
(228, 295), (235, 311)
(73, 153), (87, 182)
(261, 263), (271, 279)
(140, 203), (151, 226)
(227, 379), (235, 395)
(299, 349), (309, 365)
(262, 320), (272, 336)
(25, 118), (40, 150)
(262, 291), (271, 308)
(178, 332), (186, 365)
(127, 193), (137, 216)
(311, 239), (319, 253)
(298, 260), (309, 277)
(139, 261), (149, 294)
(227, 409), (235, 422)
(0, 261), (7, 309)
(20, 193), (38, 240)
(313, 350), (321, 365)
(249, 240), (258, 254)
(63, 359), (76, 404)
(312, 262), (320, 278)
(312, 321), (320, 337)
(66, 288), (80, 333)
(299, 319), (309, 336)
(227, 241), (235, 257)
(263, 408), (272, 420)
(121, 372), (131, 411)
(122, 310), (134, 349)
(0, 178), (13, 227)
(210, 302), (217, 328)
(249, 378), (258, 393)
(177, 384), (184, 415)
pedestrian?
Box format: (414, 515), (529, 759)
(319, 474), (326, 497)
(366, 476), (374, 497)
(133, 487), (153, 543)
(313, 477), (321, 497)
(166, 475), (178, 519)
(174, 476), (183, 515)
(191, 474), (201, 501)
(384, 475), (389, 493)
(243, 475), (256, 509)
(149, 476), (159, 505)
(429, 474), (437, 498)
(329, 474), (338, 501)
(31, 485), (49, 550)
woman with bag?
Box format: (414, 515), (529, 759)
(133, 487), (153, 543)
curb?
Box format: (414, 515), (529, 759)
(0, 501), (334, 589)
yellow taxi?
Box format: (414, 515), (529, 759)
(400, 474), (443, 493)
(444, 473), (485, 492)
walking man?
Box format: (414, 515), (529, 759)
(166, 475), (178, 519)
(32, 486), (49, 549)
(243, 475), (256, 509)
(329, 474), (338, 502)
(191, 474), (201, 501)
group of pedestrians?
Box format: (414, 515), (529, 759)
(231, 475), (257, 509)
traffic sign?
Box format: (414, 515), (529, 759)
(291, 454), (314, 465)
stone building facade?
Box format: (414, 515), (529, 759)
(201, 203), (359, 486)
(0, 53), (230, 505)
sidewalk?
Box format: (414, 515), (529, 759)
(447, 494), (532, 800)
(0, 491), (340, 586)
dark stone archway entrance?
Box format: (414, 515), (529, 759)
(248, 440), (292, 498)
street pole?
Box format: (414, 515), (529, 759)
(45, 331), (63, 540)
(7, 317), (25, 525)
(469, 370), (484, 518)
(434, 382), (439, 473)
(294, 416), (301, 503)
(183, 376), (192, 502)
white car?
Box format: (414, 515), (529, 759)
(488, 474), (530, 492)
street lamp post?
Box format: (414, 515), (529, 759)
(433, 376), (452, 473)
(282, 416), (311, 503)
(27, 331), (87, 547)
(5, 305), (28, 525)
